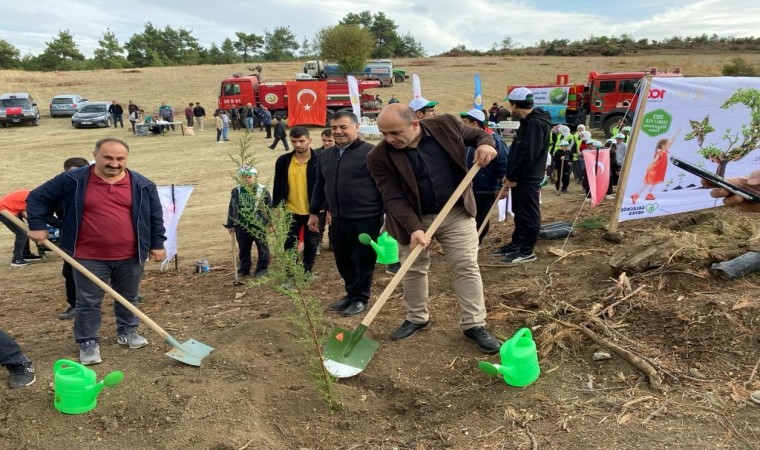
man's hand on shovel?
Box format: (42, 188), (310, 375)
(409, 230), (429, 249)
(473, 144), (496, 167)
(27, 229), (49, 243)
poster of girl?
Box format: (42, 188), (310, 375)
(630, 130), (680, 204)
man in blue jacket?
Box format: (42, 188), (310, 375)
(26, 138), (166, 366)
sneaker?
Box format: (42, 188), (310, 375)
(316, 247), (321, 255)
(59, 306), (76, 320)
(463, 327), (501, 353)
(237, 269), (250, 277)
(7, 361), (36, 389)
(491, 244), (519, 256)
(253, 268), (269, 278)
(385, 262), (400, 275)
(22, 254), (43, 261)
(79, 340), (102, 365)
(10, 258), (29, 267)
(117, 328), (149, 349)
(500, 252), (537, 265)
(279, 277), (295, 290)
(645, 193), (656, 200)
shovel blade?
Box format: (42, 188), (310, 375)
(165, 338), (215, 367)
(322, 326), (379, 378)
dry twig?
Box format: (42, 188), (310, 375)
(597, 285), (647, 317)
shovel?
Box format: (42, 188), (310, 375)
(556, 156), (565, 196)
(323, 164), (481, 378)
(229, 231), (244, 285)
(2, 210), (214, 367)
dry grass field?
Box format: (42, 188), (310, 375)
(1, 54), (759, 449)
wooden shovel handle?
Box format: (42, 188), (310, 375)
(360, 163), (481, 327)
(1, 210), (170, 340)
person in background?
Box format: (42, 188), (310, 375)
(367, 104), (501, 353)
(313, 129), (335, 254)
(307, 112), (384, 316)
(225, 166), (271, 278)
(228, 104), (241, 131)
(193, 102), (206, 132)
(705, 171), (760, 213)
(108, 100), (124, 129)
(269, 116), (289, 150)
(0, 190), (43, 267)
(0, 329), (35, 389)
(409, 97), (438, 119)
(553, 140), (574, 194)
(243, 103), (256, 132)
(158, 102), (175, 131)
(214, 110), (223, 144)
(184, 103), (194, 128)
(221, 110), (230, 141)
(26, 138), (166, 366)
(56, 157), (91, 320)
(488, 102), (500, 123)
(388, 95), (400, 104)
(128, 108), (141, 134)
(261, 107), (273, 138)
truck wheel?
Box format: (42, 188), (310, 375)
(394, 74), (405, 83)
(602, 116), (622, 138)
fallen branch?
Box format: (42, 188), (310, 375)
(597, 285), (647, 317)
(746, 355), (760, 388)
(238, 439), (255, 450)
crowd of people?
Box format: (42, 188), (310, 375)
(2, 88), (759, 391)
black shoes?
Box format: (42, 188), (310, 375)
(341, 301), (367, 316)
(253, 268), (269, 278)
(491, 244), (519, 256)
(390, 320), (430, 341)
(59, 306), (76, 320)
(10, 258), (29, 267)
(22, 254), (43, 261)
(463, 326), (501, 353)
(330, 296), (352, 311)
(7, 361), (36, 389)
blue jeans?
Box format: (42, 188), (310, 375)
(112, 114), (123, 128)
(245, 117), (254, 131)
(72, 257), (144, 343)
(222, 126), (229, 140)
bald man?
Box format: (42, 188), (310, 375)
(366, 104), (502, 354)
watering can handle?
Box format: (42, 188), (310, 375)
(54, 359), (85, 374)
(1, 211), (171, 340)
(360, 164), (481, 327)
(507, 328), (532, 352)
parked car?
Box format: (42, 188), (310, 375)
(50, 94), (87, 117)
(71, 102), (112, 128)
(0, 93), (40, 127)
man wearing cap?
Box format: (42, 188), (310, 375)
(307, 111), (384, 316)
(226, 166), (271, 278)
(459, 108), (509, 244)
(621, 126), (632, 143)
(26, 138), (167, 366)
(553, 140), (574, 193)
(494, 87), (552, 265)
(272, 126), (319, 275)
(409, 97), (438, 119)
(367, 103), (502, 354)
(613, 133), (628, 187)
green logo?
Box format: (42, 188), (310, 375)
(549, 88), (567, 104)
(641, 109), (672, 137)
(645, 203), (659, 214)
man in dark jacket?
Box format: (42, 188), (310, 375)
(272, 126), (319, 274)
(460, 108), (509, 245)
(493, 87), (552, 264)
(367, 104), (501, 354)
(26, 138), (166, 366)
(307, 112), (384, 316)
(225, 166), (271, 278)
(269, 116), (289, 150)
(193, 102), (206, 131)
(108, 100), (124, 128)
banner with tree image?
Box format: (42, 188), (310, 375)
(618, 77), (760, 222)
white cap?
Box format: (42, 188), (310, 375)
(459, 108), (485, 122)
(238, 166), (257, 176)
(409, 97), (438, 112)
(559, 140), (570, 146)
(507, 87), (534, 102)
(615, 133), (625, 139)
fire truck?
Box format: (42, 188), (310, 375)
(507, 68), (683, 137)
(218, 72), (382, 125)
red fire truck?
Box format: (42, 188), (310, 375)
(508, 68), (683, 137)
(218, 73), (382, 125)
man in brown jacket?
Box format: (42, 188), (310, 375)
(367, 104), (502, 353)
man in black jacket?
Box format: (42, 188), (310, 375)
(272, 126), (319, 274)
(108, 100), (124, 128)
(307, 112), (384, 316)
(494, 87), (552, 264)
(269, 117), (289, 150)
(192, 102), (206, 132)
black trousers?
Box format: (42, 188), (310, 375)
(62, 261), (76, 308)
(330, 215), (383, 303)
(0, 328), (28, 367)
(508, 184), (541, 255)
(264, 124), (272, 138)
(0, 213), (31, 260)
(285, 214), (320, 272)
(474, 192), (497, 245)
(235, 226), (270, 274)
(554, 160), (571, 191)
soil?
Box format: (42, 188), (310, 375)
(2, 189), (759, 450)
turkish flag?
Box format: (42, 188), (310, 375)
(287, 81), (327, 126)
(582, 148), (611, 206)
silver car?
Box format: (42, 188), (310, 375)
(71, 102), (111, 128)
(50, 94), (87, 117)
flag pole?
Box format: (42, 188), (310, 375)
(608, 76), (653, 232)
(172, 183), (178, 271)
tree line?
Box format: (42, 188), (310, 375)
(0, 11), (425, 71)
(443, 33), (760, 57)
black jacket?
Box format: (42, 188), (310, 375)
(505, 108), (552, 185)
(192, 105), (206, 117)
(310, 139), (383, 220)
(272, 150), (319, 210)
(226, 184), (271, 230)
(108, 104), (123, 115)
(273, 121), (287, 138)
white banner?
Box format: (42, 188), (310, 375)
(347, 75), (361, 122)
(412, 74), (422, 100)
(618, 77), (760, 222)
(156, 185), (194, 270)
(530, 86), (570, 105)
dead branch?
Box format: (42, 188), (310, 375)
(746, 355), (760, 388)
(597, 285), (647, 317)
(238, 439), (255, 450)
(641, 405), (667, 425)
(545, 248), (605, 272)
(521, 423), (538, 450)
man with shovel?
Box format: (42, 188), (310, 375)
(26, 137), (166, 366)
(367, 103), (502, 354)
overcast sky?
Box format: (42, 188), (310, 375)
(2, 0), (759, 57)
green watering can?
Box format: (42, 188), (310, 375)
(358, 231), (399, 265)
(53, 359), (124, 414)
(478, 328), (540, 387)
